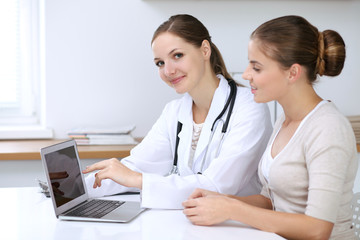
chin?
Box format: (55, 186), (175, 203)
(174, 87), (187, 94)
(253, 96), (262, 103)
(253, 96), (268, 104)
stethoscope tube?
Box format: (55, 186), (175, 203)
(168, 121), (183, 175)
(223, 80), (237, 132)
(168, 79), (237, 176)
(211, 80), (237, 133)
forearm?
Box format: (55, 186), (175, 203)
(228, 199), (333, 240)
(129, 171), (143, 189)
(227, 194), (273, 209)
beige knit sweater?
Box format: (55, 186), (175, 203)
(259, 101), (358, 239)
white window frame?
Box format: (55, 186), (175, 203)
(0, 0), (52, 139)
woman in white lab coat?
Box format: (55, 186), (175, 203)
(83, 14), (272, 209)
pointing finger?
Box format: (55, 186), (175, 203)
(82, 160), (109, 174)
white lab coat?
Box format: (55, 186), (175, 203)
(86, 75), (273, 209)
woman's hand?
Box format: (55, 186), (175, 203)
(187, 188), (221, 199)
(182, 188), (233, 226)
(82, 158), (143, 189)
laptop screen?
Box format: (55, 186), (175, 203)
(44, 145), (86, 208)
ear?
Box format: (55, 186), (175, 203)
(288, 64), (302, 83)
(201, 40), (212, 60)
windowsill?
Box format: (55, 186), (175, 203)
(0, 126), (53, 140)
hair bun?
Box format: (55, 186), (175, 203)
(321, 29), (346, 77)
(316, 32), (325, 76)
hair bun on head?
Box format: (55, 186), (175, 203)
(316, 32), (325, 76)
(321, 29), (346, 77)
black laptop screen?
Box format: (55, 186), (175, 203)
(45, 146), (86, 207)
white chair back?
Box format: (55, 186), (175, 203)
(352, 192), (360, 239)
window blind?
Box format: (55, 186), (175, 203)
(0, 0), (40, 125)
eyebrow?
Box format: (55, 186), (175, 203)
(154, 48), (180, 61)
(250, 60), (263, 66)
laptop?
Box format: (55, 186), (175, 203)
(40, 139), (146, 223)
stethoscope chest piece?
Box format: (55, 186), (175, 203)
(167, 165), (179, 176)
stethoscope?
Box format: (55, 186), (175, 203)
(168, 79), (237, 176)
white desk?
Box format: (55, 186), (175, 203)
(0, 187), (285, 240)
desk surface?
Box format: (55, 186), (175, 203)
(0, 139), (138, 160)
(0, 187), (285, 240)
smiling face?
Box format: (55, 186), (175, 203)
(151, 32), (209, 95)
(242, 40), (290, 103)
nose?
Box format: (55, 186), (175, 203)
(164, 61), (176, 77)
(242, 65), (252, 81)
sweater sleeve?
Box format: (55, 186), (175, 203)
(304, 113), (357, 222)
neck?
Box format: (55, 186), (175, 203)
(191, 73), (220, 123)
(278, 84), (322, 124)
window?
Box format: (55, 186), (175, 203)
(0, 0), (51, 139)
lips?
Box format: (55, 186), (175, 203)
(170, 76), (184, 85)
(250, 85), (257, 94)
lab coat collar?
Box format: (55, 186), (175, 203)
(176, 75), (231, 172)
(176, 90), (194, 174)
(194, 75), (230, 160)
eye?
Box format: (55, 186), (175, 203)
(174, 53), (183, 59)
(155, 60), (164, 67)
(253, 67), (260, 72)
(251, 63), (261, 72)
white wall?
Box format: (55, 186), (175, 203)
(45, 0), (360, 138)
(1, 0), (360, 191)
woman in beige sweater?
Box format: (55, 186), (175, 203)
(182, 15), (358, 240)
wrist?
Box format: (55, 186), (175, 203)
(226, 197), (241, 221)
(132, 171), (143, 190)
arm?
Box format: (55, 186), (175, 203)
(82, 158), (143, 189)
(183, 192), (333, 240)
(186, 188), (273, 209)
(227, 193), (273, 209)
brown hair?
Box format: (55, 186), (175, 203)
(250, 15), (346, 83)
(151, 14), (234, 82)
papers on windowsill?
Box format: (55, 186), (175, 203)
(68, 125), (138, 145)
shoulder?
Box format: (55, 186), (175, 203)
(307, 101), (352, 132)
(235, 85), (253, 102)
(159, 94), (193, 125)
(162, 94), (190, 113)
(304, 101), (356, 157)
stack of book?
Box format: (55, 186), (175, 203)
(347, 115), (360, 145)
(68, 125), (138, 145)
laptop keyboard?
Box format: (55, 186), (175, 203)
(65, 199), (125, 218)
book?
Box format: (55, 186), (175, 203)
(68, 125), (138, 145)
(68, 125), (136, 136)
(73, 135), (138, 145)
